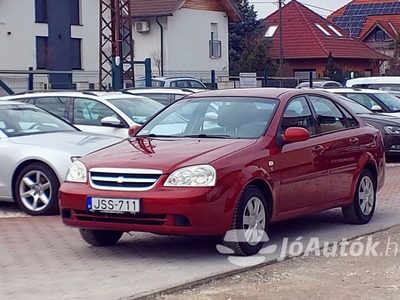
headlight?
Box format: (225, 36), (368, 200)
(164, 165), (216, 187)
(384, 126), (400, 134)
(65, 160), (87, 183)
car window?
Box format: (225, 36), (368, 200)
(373, 93), (400, 112)
(340, 93), (378, 110)
(281, 97), (317, 136)
(137, 97), (278, 139)
(32, 97), (69, 119)
(0, 105), (75, 137)
(309, 96), (347, 133)
(73, 98), (119, 126)
(130, 93), (173, 106)
(323, 82), (342, 87)
(107, 97), (164, 124)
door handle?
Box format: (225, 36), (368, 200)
(349, 137), (359, 145)
(312, 145), (325, 153)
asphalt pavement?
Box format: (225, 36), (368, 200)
(1, 164), (400, 300)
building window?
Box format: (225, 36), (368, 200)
(35, 0), (48, 23)
(36, 36), (49, 69)
(35, 0), (80, 25)
(71, 38), (82, 69)
(71, 0), (81, 25)
(209, 23), (221, 58)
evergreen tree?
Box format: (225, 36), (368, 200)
(229, 0), (274, 75)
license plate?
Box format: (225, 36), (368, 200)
(86, 197), (140, 213)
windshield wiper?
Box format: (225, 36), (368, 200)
(183, 134), (231, 138)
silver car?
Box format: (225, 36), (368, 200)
(0, 101), (122, 215)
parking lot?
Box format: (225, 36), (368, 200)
(0, 163), (399, 300)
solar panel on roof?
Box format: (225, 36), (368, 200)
(332, 1), (400, 37)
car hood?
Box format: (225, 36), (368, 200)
(10, 131), (123, 156)
(358, 113), (400, 125)
(81, 137), (257, 173)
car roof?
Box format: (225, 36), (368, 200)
(323, 88), (389, 94)
(0, 90), (150, 100)
(184, 87), (335, 100)
(126, 87), (197, 94)
(346, 76), (400, 85)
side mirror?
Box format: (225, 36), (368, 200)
(282, 127), (310, 143)
(101, 116), (122, 127)
(371, 105), (383, 112)
(128, 124), (141, 136)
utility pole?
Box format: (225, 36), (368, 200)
(278, 0), (284, 77)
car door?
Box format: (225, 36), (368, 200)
(309, 95), (363, 203)
(278, 96), (328, 212)
(72, 98), (128, 137)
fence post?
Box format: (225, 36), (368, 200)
(309, 71), (313, 88)
(211, 70), (216, 89)
(263, 71), (269, 87)
(144, 58), (152, 87)
(28, 67), (34, 90)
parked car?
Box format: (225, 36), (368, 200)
(59, 88), (385, 256)
(324, 93), (400, 159)
(296, 80), (343, 89)
(135, 76), (208, 89)
(126, 87), (203, 106)
(0, 101), (122, 215)
(325, 88), (400, 114)
(0, 91), (164, 138)
(346, 76), (400, 91)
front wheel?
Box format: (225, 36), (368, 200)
(14, 163), (60, 215)
(79, 229), (123, 246)
(223, 186), (269, 256)
(342, 169), (376, 224)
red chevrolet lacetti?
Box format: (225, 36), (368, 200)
(59, 88), (385, 256)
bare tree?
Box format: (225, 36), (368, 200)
(151, 50), (165, 76)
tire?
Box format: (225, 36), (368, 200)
(14, 163), (60, 216)
(79, 229), (123, 246)
(342, 169), (376, 224)
(223, 185), (269, 256)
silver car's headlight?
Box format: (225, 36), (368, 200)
(384, 126), (400, 134)
(164, 165), (216, 187)
(65, 160), (87, 183)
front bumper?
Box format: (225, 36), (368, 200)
(59, 181), (232, 236)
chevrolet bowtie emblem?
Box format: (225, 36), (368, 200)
(117, 176), (124, 184)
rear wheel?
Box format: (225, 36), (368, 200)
(342, 169), (376, 224)
(79, 229), (123, 246)
(14, 163), (60, 215)
(223, 186), (269, 256)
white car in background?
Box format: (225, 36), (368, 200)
(0, 91), (164, 138)
(0, 101), (122, 215)
(134, 76), (208, 89)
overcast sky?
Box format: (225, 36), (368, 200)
(250, 0), (352, 19)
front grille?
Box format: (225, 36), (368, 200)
(89, 167), (162, 191)
(73, 210), (166, 226)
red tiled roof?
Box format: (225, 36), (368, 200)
(130, 0), (242, 22)
(130, 0), (185, 17)
(359, 14), (400, 39)
(263, 0), (388, 60)
(329, 0), (398, 18)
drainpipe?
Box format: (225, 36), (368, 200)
(156, 16), (164, 76)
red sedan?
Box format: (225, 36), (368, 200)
(59, 88), (385, 256)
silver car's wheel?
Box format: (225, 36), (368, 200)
(243, 196), (267, 246)
(342, 169), (376, 224)
(14, 163), (60, 215)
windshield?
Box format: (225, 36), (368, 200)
(373, 93), (400, 112)
(0, 105), (77, 137)
(334, 95), (373, 114)
(136, 97), (279, 139)
(135, 79), (164, 88)
(107, 97), (164, 124)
